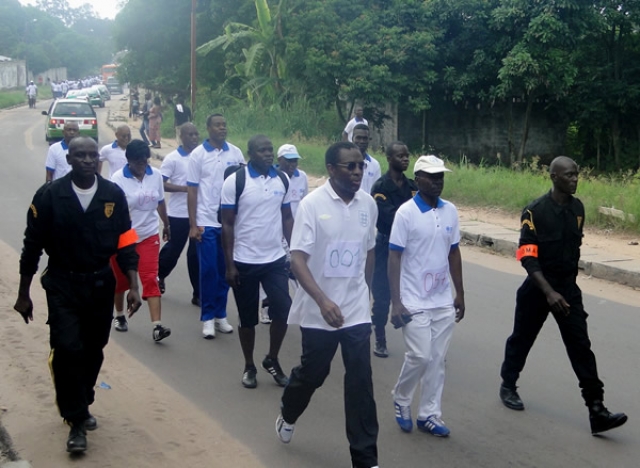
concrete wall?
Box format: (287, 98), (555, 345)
(0, 61), (26, 90)
(398, 99), (567, 165)
(30, 67), (67, 85)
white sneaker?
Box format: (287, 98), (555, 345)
(275, 414), (295, 443)
(260, 306), (272, 324)
(214, 317), (234, 334)
(202, 320), (215, 339)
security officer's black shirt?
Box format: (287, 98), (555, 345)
(20, 173), (138, 276)
(371, 172), (418, 236)
(518, 191), (584, 281)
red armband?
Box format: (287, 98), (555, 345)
(516, 244), (538, 261)
(118, 229), (138, 249)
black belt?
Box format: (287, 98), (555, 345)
(46, 264), (112, 281)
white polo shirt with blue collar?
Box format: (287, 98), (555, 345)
(287, 168), (308, 217)
(45, 140), (71, 180)
(221, 162), (292, 265)
(389, 194), (460, 310)
(160, 145), (191, 218)
(360, 153), (381, 195)
(99, 140), (127, 178)
(186, 139), (245, 228)
(111, 164), (165, 242)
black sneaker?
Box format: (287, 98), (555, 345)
(499, 384), (525, 411)
(66, 422), (87, 453)
(153, 324), (171, 342)
(262, 356), (289, 387)
(242, 366), (258, 389)
(373, 340), (389, 358)
(191, 296), (200, 307)
(114, 316), (128, 332)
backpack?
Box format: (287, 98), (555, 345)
(218, 164), (289, 223)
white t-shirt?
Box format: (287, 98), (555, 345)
(111, 165), (165, 241)
(45, 140), (71, 180)
(288, 169), (308, 217)
(71, 176), (98, 212)
(186, 139), (245, 228)
(99, 141), (127, 179)
(287, 181), (377, 331)
(160, 146), (191, 218)
(389, 195), (461, 310)
(343, 117), (369, 142)
(26, 84), (37, 96)
(360, 153), (381, 195)
(221, 163), (292, 264)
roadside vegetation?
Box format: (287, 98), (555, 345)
(0, 87), (52, 110)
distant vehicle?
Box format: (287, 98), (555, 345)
(93, 84), (111, 101)
(106, 77), (123, 95)
(85, 87), (105, 107)
(65, 89), (90, 102)
(101, 63), (118, 82)
(42, 99), (98, 143)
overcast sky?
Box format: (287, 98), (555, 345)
(19, 0), (123, 20)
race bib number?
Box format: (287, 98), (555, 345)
(422, 265), (449, 298)
(324, 241), (361, 278)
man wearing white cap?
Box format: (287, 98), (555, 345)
(277, 144), (308, 217)
(388, 155), (465, 437)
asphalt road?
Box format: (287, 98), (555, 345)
(1, 100), (639, 467)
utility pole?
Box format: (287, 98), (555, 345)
(190, 0), (197, 115)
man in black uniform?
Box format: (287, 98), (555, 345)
(370, 141), (417, 357)
(499, 156), (627, 435)
(13, 136), (142, 453)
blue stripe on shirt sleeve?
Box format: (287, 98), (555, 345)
(187, 181), (199, 187)
(220, 204), (236, 210)
(389, 243), (405, 252)
(162, 176), (169, 181)
(450, 242), (459, 251)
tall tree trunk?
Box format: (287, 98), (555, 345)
(611, 115), (621, 170)
(517, 93), (534, 166)
(595, 130), (601, 172)
(507, 99), (514, 166)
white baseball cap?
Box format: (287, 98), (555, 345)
(277, 144), (301, 159)
(413, 155), (452, 175)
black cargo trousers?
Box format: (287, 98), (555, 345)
(42, 265), (116, 424)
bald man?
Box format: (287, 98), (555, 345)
(45, 121), (79, 182)
(99, 125), (131, 178)
(499, 156), (627, 435)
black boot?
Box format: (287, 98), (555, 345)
(589, 400), (627, 435)
(66, 421), (87, 453)
(499, 384), (524, 411)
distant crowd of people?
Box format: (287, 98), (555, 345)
(12, 105), (628, 465)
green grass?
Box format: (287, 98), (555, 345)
(0, 87), (53, 109)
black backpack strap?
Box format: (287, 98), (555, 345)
(235, 166), (246, 212)
(275, 169), (289, 193)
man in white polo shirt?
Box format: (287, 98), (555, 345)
(45, 121), (79, 182)
(221, 135), (294, 389)
(352, 124), (381, 195)
(388, 155), (465, 438)
(342, 106), (368, 142)
(158, 123), (201, 306)
(98, 125), (131, 178)
(275, 142), (379, 468)
(187, 114), (245, 339)
(276, 144), (308, 217)
(256, 143), (308, 324)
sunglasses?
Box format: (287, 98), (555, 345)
(334, 161), (366, 171)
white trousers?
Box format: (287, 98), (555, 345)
(392, 305), (455, 420)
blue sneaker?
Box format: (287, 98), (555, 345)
(417, 415), (450, 437)
(394, 402), (413, 432)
